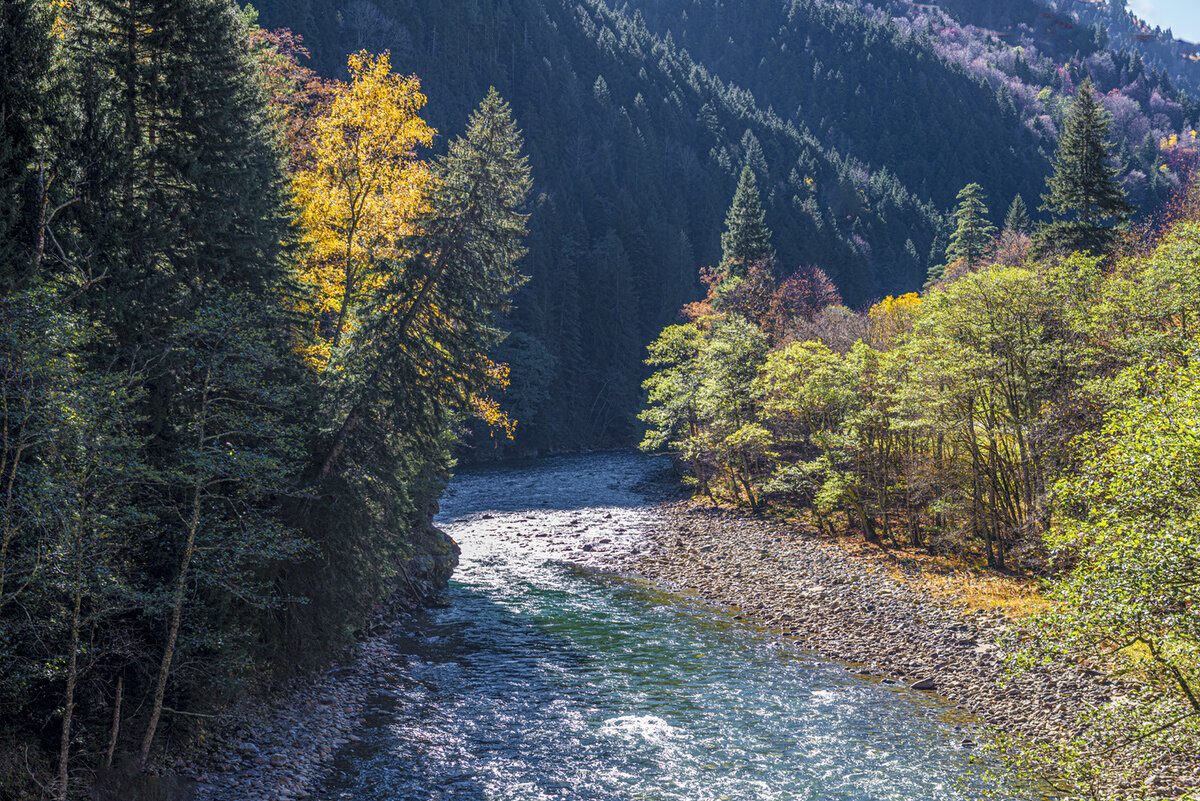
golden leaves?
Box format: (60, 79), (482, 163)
(867, 292), (922, 348)
(292, 51), (436, 367)
(471, 361), (516, 441)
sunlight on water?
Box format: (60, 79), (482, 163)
(313, 454), (1019, 801)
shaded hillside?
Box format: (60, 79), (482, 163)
(633, 0), (1050, 211)
(252, 0), (1197, 453)
(254, 0), (955, 449)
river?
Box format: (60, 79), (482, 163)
(310, 453), (1015, 801)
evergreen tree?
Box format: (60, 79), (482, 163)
(67, 0), (292, 342)
(1004, 194), (1031, 236)
(925, 261), (946, 288)
(720, 165), (775, 279)
(58, 0), (300, 772)
(741, 129), (769, 179)
(291, 89), (532, 666)
(946, 182), (997, 269)
(1036, 79), (1133, 256)
(0, 0), (59, 290)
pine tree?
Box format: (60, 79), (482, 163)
(1004, 194), (1031, 236)
(720, 165), (775, 279)
(58, 0), (302, 771)
(1036, 79), (1132, 256)
(741, 129), (769, 179)
(946, 183), (997, 269)
(66, 0), (292, 341)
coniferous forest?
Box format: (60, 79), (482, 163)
(5, 0), (1200, 798)
(249, 0), (1200, 453)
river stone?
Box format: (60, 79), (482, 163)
(910, 678), (937, 691)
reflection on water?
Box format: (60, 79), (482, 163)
(313, 454), (1014, 801)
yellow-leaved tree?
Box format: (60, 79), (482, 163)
(294, 50), (435, 367)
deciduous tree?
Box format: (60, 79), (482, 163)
(293, 50), (434, 364)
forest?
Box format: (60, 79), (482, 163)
(640, 81), (1200, 794)
(5, 0), (1200, 797)
(0, 0), (529, 796)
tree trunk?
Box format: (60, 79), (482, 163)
(105, 675), (123, 769)
(138, 494), (199, 771)
(849, 490), (875, 541)
(57, 590), (81, 801)
(140, 373), (209, 771)
(738, 469), (758, 513)
(331, 212), (360, 348)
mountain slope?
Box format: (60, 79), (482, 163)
(252, 0), (1198, 452)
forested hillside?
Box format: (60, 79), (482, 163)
(255, 0), (944, 449)
(253, 0), (1200, 454)
(6, 0), (1200, 796)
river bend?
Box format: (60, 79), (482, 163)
(312, 453), (1012, 801)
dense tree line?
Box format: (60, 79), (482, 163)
(641, 82), (1200, 796)
(0, 1), (529, 796)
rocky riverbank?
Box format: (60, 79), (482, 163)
(154, 525), (461, 801)
(612, 498), (1199, 798)
(167, 461), (1196, 800)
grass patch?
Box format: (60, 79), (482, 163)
(901, 564), (1052, 620)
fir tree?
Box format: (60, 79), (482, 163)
(1004, 194), (1031, 236)
(720, 165), (775, 279)
(1036, 79), (1132, 256)
(946, 183), (997, 269)
(58, 0), (301, 771)
(67, 0), (292, 341)
(925, 261), (945, 288)
(741, 129), (769, 179)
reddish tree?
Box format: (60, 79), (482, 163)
(721, 258), (777, 327)
(248, 28), (339, 169)
(764, 264), (841, 339)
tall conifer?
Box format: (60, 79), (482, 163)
(1036, 79), (1132, 256)
(68, 0), (291, 340)
(313, 88), (532, 484)
(1004, 194), (1031, 236)
(946, 183), (997, 269)
(0, 0), (59, 289)
(720, 165), (775, 279)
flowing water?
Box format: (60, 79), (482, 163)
(312, 453), (1014, 801)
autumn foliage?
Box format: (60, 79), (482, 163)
(293, 51), (435, 364)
